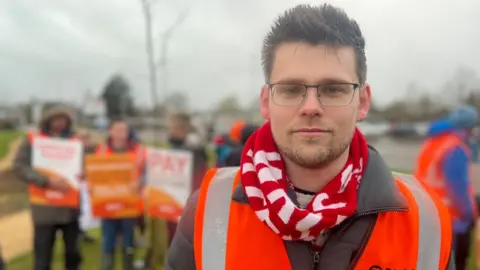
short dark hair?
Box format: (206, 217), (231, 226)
(108, 117), (127, 129)
(261, 4), (367, 84)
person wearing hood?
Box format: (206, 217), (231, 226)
(415, 105), (479, 270)
(95, 118), (145, 270)
(13, 106), (81, 270)
(224, 123), (259, 166)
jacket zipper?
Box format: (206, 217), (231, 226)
(347, 208), (408, 269)
(309, 207), (408, 270)
(311, 250), (320, 270)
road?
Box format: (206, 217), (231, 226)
(369, 138), (421, 172)
(138, 128), (423, 171)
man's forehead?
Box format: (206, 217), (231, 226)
(270, 42), (358, 83)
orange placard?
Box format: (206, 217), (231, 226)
(145, 187), (184, 221)
(85, 154), (141, 218)
(28, 168), (79, 207)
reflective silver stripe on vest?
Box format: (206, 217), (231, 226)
(201, 167), (239, 270)
(393, 172), (441, 269)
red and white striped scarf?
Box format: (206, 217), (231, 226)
(240, 121), (369, 241)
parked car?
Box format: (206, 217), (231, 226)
(387, 123), (421, 139)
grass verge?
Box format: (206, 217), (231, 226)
(0, 130), (23, 160)
(7, 229), (149, 270)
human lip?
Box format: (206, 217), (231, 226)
(293, 128), (330, 136)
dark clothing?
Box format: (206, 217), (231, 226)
(454, 225), (473, 270)
(167, 221), (178, 245)
(165, 147), (455, 270)
(0, 248), (4, 270)
(101, 218), (136, 253)
(239, 124), (259, 145)
(34, 221), (81, 270)
(224, 146), (242, 166)
(224, 124), (258, 167)
(84, 144), (97, 154)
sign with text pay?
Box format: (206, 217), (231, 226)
(146, 148), (193, 221)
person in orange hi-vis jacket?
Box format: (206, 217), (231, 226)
(164, 4), (454, 270)
(415, 105), (478, 270)
(95, 118), (145, 270)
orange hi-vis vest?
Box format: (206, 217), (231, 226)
(194, 168), (452, 270)
(95, 143), (146, 172)
(95, 143), (146, 212)
(27, 131), (81, 208)
(415, 133), (477, 220)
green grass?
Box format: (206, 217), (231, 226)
(468, 228), (477, 270)
(7, 229), (149, 270)
(0, 130), (23, 159)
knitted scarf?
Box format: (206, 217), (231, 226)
(240, 122), (369, 241)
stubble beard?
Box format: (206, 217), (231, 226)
(278, 136), (351, 169)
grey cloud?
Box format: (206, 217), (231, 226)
(1, 0), (480, 109)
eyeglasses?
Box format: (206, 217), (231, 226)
(268, 83), (362, 107)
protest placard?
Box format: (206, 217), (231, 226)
(145, 148), (193, 221)
(30, 137), (83, 207)
(85, 154), (140, 218)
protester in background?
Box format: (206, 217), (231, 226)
(96, 118), (145, 270)
(224, 123), (259, 166)
(213, 133), (235, 167)
(80, 130), (97, 153)
(229, 120), (245, 144)
(167, 111), (208, 193)
(145, 111), (208, 269)
(415, 105), (478, 270)
(213, 121), (246, 167)
(14, 106), (81, 270)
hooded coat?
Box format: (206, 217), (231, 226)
(422, 106), (477, 234)
(13, 106), (80, 225)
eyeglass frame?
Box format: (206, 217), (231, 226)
(267, 82), (363, 107)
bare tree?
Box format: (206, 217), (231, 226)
(140, 0), (159, 112)
(157, 9), (190, 99)
(139, 0), (190, 144)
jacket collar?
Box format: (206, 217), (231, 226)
(231, 146), (408, 213)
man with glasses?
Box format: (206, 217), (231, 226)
(165, 4), (454, 269)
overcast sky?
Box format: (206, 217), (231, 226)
(1, 0), (480, 110)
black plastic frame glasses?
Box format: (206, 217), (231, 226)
(268, 82), (362, 107)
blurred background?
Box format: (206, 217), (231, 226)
(1, 0), (480, 269)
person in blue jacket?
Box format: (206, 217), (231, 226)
(425, 105), (478, 270)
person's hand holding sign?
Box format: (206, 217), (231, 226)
(47, 176), (71, 193)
